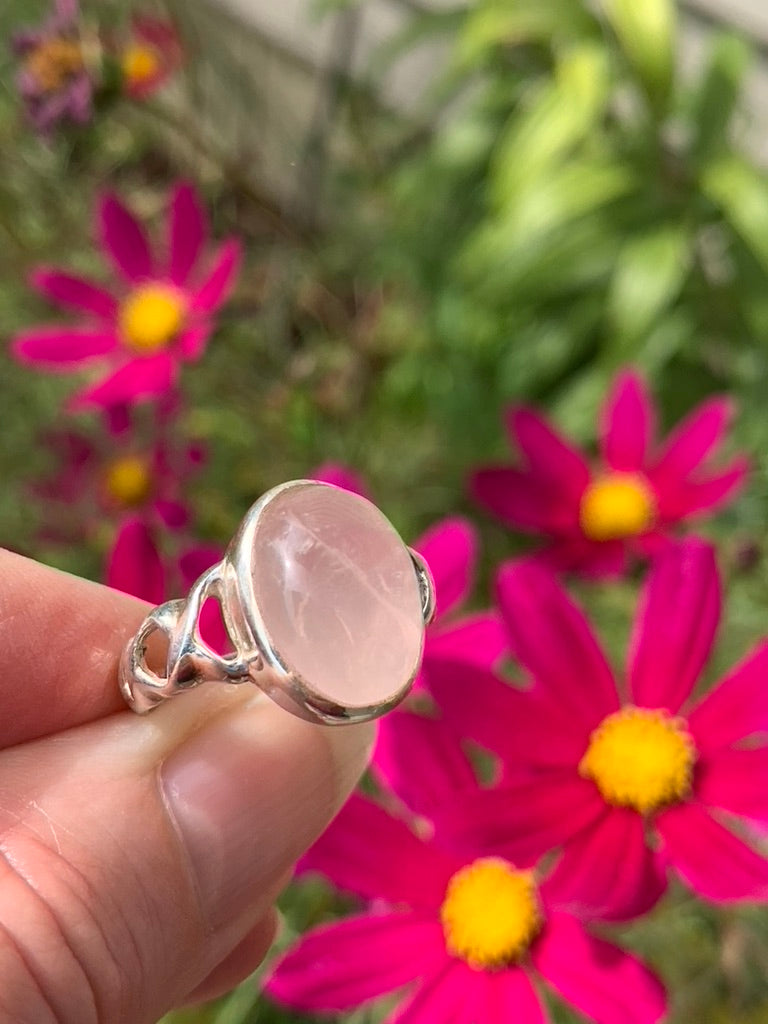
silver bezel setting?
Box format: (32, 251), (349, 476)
(120, 479), (435, 724)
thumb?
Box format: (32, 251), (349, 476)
(0, 683), (373, 1023)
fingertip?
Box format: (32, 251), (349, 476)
(179, 908), (280, 1007)
(0, 548), (148, 746)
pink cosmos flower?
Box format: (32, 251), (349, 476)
(269, 710), (666, 1024)
(13, 182), (241, 408)
(430, 540), (768, 913)
(33, 399), (204, 543)
(119, 14), (182, 100)
(472, 371), (748, 576)
(107, 517), (166, 604)
(311, 463), (507, 689)
(12, 0), (93, 136)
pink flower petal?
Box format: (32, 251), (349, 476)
(312, 463), (370, 498)
(651, 396), (734, 481)
(496, 559), (619, 730)
(132, 13), (179, 50)
(695, 748), (768, 826)
(70, 353), (177, 409)
(483, 969), (547, 1024)
(532, 912), (666, 1024)
(655, 459), (749, 522)
(12, 327), (117, 367)
(29, 267), (118, 319)
(575, 541), (629, 578)
(301, 793), (458, 910)
(542, 807), (667, 921)
(153, 499), (190, 530)
(106, 519), (165, 604)
(190, 238), (241, 312)
(98, 193), (153, 283)
(104, 403), (132, 436)
(688, 641), (768, 752)
(424, 611), (507, 670)
(55, 0), (79, 19)
(657, 801), (768, 901)
(387, 963), (480, 1024)
(427, 659), (591, 768)
(414, 517), (476, 620)
(628, 539), (719, 712)
(600, 370), (654, 472)
(429, 774), (605, 866)
(634, 530), (674, 558)
(168, 182), (208, 286)
(179, 545), (223, 586)
(372, 710), (477, 819)
(538, 536), (629, 578)
(508, 408), (590, 498)
(177, 322), (213, 361)
(46, 427), (96, 467)
(266, 912), (446, 1012)
(471, 468), (578, 533)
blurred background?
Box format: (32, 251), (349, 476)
(4, 0), (768, 1021)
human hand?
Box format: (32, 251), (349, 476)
(0, 549), (374, 1023)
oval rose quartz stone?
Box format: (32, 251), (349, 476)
(250, 483), (424, 709)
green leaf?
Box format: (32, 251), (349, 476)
(490, 43), (610, 208)
(689, 32), (752, 166)
(702, 156), (768, 274)
(209, 980), (262, 1024)
(459, 0), (596, 65)
(495, 158), (634, 245)
(608, 224), (691, 343)
(599, 0), (675, 110)
(459, 210), (619, 303)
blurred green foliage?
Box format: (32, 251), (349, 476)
(4, 0), (768, 1021)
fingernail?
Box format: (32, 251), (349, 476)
(160, 694), (373, 931)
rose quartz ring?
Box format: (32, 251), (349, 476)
(119, 480), (435, 723)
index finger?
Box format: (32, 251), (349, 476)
(0, 548), (148, 747)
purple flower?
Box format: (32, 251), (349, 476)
(12, 0), (94, 136)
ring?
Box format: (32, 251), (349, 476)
(119, 479), (435, 724)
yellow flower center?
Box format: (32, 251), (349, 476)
(119, 284), (186, 353)
(25, 38), (84, 93)
(121, 44), (161, 87)
(104, 455), (152, 506)
(579, 706), (696, 815)
(440, 858), (542, 970)
(579, 473), (655, 542)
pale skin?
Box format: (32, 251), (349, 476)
(0, 550), (374, 1023)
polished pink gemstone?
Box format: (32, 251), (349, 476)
(251, 482), (424, 709)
